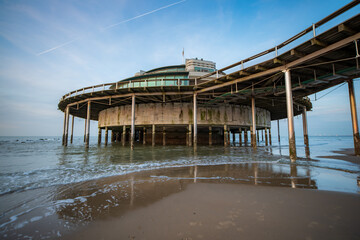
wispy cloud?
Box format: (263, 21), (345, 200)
(36, 0), (186, 56)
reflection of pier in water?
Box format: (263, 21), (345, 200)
(54, 163), (316, 222)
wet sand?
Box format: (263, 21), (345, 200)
(318, 148), (360, 165)
(67, 183), (360, 240)
(1, 161), (359, 239)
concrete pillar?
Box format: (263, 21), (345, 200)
(257, 130), (259, 142)
(162, 127), (166, 146)
(64, 106), (70, 146)
(62, 111), (66, 146)
(265, 127), (268, 146)
(228, 129), (230, 145)
(347, 79), (360, 156)
(152, 124), (156, 146)
(277, 120), (280, 143)
(269, 128), (272, 145)
(143, 127), (146, 145)
(85, 101), (91, 147)
(193, 93), (197, 146)
(232, 130), (235, 145)
(98, 128), (101, 145)
(224, 125), (228, 147)
(130, 95), (135, 149)
(244, 130), (248, 145)
(70, 115), (74, 144)
(239, 128), (242, 146)
(284, 69), (296, 161)
(111, 130), (114, 143)
(251, 96), (256, 148)
(105, 127), (108, 146)
(122, 126), (126, 146)
(302, 107), (309, 153)
(188, 124), (192, 147)
(84, 118), (87, 143)
(262, 129), (264, 141)
(209, 126), (212, 146)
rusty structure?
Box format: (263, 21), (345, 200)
(59, 1), (360, 161)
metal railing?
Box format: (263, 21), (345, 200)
(60, 78), (192, 101)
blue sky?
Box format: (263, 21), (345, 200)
(0, 0), (359, 136)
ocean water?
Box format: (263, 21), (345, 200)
(0, 135), (359, 239)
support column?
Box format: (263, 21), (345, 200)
(269, 128), (272, 145)
(302, 107), (309, 148)
(84, 118), (87, 142)
(193, 93), (197, 146)
(239, 128), (242, 146)
(162, 127), (166, 146)
(265, 127), (268, 146)
(251, 96), (256, 148)
(347, 79), (360, 156)
(188, 124), (192, 147)
(111, 130), (114, 143)
(105, 127), (108, 146)
(143, 127), (146, 145)
(209, 126), (212, 146)
(85, 101), (91, 147)
(244, 130), (248, 145)
(262, 129), (264, 141)
(98, 128), (101, 145)
(277, 120), (280, 143)
(62, 111), (66, 146)
(130, 95), (135, 149)
(224, 125), (228, 147)
(232, 131), (235, 145)
(122, 126), (126, 146)
(152, 124), (156, 147)
(64, 106), (70, 146)
(284, 69), (296, 161)
(70, 115), (74, 144)
(257, 130), (259, 142)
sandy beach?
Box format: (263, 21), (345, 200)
(66, 183), (360, 240)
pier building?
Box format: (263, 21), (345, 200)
(59, 1), (360, 161)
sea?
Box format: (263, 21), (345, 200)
(0, 135), (359, 239)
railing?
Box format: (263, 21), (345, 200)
(195, 0), (359, 82)
(60, 78), (192, 101)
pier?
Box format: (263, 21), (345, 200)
(59, 1), (360, 161)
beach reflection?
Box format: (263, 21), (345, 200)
(54, 163), (316, 223)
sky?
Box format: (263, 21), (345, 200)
(0, 0), (359, 137)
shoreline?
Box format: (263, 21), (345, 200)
(317, 148), (360, 165)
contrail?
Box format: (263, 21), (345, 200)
(37, 0), (186, 56)
(103, 0), (186, 30)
